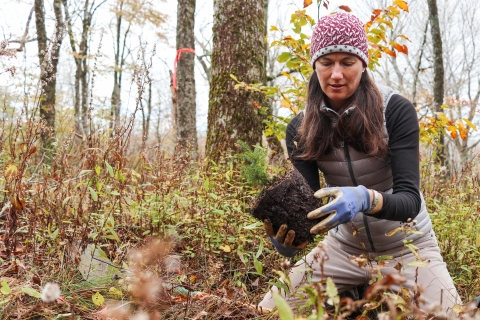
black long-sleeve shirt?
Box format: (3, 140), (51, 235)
(286, 94), (421, 222)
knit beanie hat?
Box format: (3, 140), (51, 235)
(310, 12), (368, 68)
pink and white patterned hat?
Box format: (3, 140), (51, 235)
(310, 12), (368, 68)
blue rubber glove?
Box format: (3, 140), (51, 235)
(307, 186), (371, 234)
(264, 219), (307, 257)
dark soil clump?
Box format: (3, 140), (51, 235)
(251, 167), (326, 246)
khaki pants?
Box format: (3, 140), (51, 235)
(259, 230), (461, 312)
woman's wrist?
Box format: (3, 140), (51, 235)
(366, 189), (383, 214)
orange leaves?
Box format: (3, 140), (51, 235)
(420, 109), (476, 143)
(394, 0), (409, 12)
(384, 48), (396, 57)
(393, 42), (408, 54)
(303, 0), (312, 8)
(339, 5), (352, 12)
(366, 2), (410, 70)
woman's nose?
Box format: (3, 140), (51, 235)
(331, 64), (343, 80)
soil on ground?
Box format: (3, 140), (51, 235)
(251, 168), (327, 246)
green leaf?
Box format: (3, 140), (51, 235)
(78, 170), (92, 176)
(108, 287), (123, 297)
(105, 228), (121, 243)
(277, 52), (292, 63)
(21, 287), (42, 298)
(269, 280), (289, 295)
(95, 165), (101, 176)
(272, 292), (294, 320)
(326, 277), (339, 306)
(256, 239), (264, 258)
(242, 222), (262, 230)
(253, 255), (263, 275)
(407, 261), (429, 267)
(89, 187), (98, 201)
(92, 292), (104, 306)
(105, 161), (114, 177)
(229, 74), (238, 82)
(1, 280), (11, 295)
(51, 228), (59, 240)
(374, 255), (393, 261)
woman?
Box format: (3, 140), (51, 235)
(259, 12), (460, 312)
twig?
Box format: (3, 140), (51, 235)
(0, 201), (11, 218)
(27, 152), (45, 183)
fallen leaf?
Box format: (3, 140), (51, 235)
(192, 311), (209, 320)
(303, 0), (312, 8)
(92, 292), (105, 306)
(339, 5), (351, 12)
(219, 245), (231, 253)
(164, 255), (181, 274)
(4, 163), (18, 182)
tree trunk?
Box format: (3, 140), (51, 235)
(426, 0), (446, 165)
(34, 0), (63, 154)
(62, 0), (97, 137)
(176, 0), (198, 153)
(205, 0), (266, 161)
(263, 0), (285, 165)
(110, 0), (131, 134)
(141, 78), (153, 141)
(169, 70), (178, 128)
(412, 20), (429, 105)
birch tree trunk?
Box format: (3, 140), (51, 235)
(34, 0), (63, 154)
(427, 0), (446, 165)
(176, 0), (198, 153)
(205, 0), (266, 161)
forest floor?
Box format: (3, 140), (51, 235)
(0, 143), (479, 319)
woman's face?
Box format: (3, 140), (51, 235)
(315, 53), (364, 110)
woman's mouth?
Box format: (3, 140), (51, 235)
(329, 84), (345, 90)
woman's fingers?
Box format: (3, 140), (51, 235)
(307, 207), (336, 220)
(313, 188), (342, 199)
(310, 213), (337, 234)
(276, 224), (289, 242)
(263, 219), (275, 238)
(284, 230), (296, 246)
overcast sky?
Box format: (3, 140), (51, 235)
(1, 0), (362, 134)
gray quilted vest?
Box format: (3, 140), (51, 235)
(304, 85), (432, 252)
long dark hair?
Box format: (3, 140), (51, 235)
(297, 71), (388, 160)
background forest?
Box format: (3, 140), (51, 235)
(0, 0), (479, 319)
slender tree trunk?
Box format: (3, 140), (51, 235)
(63, 0), (94, 137)
(111, 0), (130, 134)
(176, 0), (198, 153)
(141, 80), (152, 141)
(206, 0), (266, 161)
(412, 20), (429, 105)
(169, 70), (177, 128)
(146, 80), (152, 140)
(427, 0), (446, 165)
(80, 0), (91, 133)
(34, 0), (63, 154)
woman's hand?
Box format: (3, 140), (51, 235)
(264, 219), (308, 257)
(307, 185), (371, 234)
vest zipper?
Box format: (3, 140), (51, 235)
(342, 141), (358, 186)
(342, 141), (377, 252)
